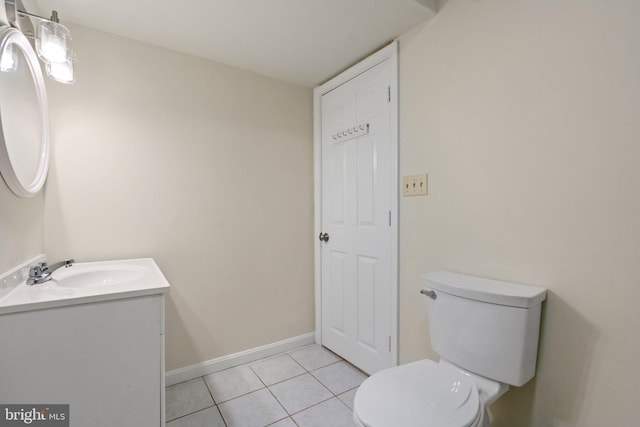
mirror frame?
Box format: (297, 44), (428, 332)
(0, 25), (49, 198)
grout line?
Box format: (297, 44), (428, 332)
(165, 374), (208, 389)
(340, 358), (369, 377)
(268, 377), (335, 417)
(165, 404), (217, 424)
(214, 387), (267, 405)
(288, 352), (310, 373)
(247, 359), (291, 420)
(249, 361), (272, 388)
(287, 395), (335, 417)
(267, 371), (308, 388)
(165, 377), (217, 423)
(335, 393), (353, 411)
(201, 374), (218, 405)
(199, 376), (228, 427)
(215, 405), (228, 427)
(263, 378), (291, 418)
(308, 358), (344, 373)
(249, 353), (307, 386)
(202, 364), (266, 405)
(265, 415), (294, 426)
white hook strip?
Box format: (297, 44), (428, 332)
(331, 123), (369, 143)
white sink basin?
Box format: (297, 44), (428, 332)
(0, 258), (169, 315)
(54, 265), (146, 289)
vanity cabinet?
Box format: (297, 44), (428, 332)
(0, 294), (165, 426)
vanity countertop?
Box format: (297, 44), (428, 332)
(0, 257), (170, 315)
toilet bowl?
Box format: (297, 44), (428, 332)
(352, 271), (546, 427)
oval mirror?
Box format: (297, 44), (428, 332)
(0, 25), (49, 198)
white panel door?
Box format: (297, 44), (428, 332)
(320, 60), (393, 374)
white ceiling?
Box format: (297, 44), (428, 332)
(28, 0), (437, 87)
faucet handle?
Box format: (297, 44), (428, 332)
(27, 262), (51, 285)
(29, 262), (49, 277)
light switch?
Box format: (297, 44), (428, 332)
(402, 174), (428, 196)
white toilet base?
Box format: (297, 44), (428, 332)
(353, 407), (489, 427)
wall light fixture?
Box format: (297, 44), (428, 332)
(5, 2), (75, 84)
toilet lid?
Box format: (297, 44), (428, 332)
(354, 359), (480, 427)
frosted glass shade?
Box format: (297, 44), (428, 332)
(46, 58), (74, 84)
(36, 21), (70, 64)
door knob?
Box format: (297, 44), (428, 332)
(318, 232), (329, 242)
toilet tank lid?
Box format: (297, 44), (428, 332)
(421, 271), (547, 308)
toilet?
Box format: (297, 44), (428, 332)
(353, 271), (546, 427)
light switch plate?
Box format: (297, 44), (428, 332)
(402, 174), (428, 196)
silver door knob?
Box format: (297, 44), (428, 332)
(318, 232), (329, 242)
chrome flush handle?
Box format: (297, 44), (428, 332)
(420, 289), (437, 300)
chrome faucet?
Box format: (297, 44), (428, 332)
(27, 259), (75, 285)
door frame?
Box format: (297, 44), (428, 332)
(313, 41), (398, 368)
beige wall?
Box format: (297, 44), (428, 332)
(0, 182), (43, 274)
(43, 25), (315, 370)
(398, 1), (639, 426)
(5, 2), (639, 423)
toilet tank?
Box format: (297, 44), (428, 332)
(421, 271), (546, 387)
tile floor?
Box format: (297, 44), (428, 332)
(166, 344), (367, 427)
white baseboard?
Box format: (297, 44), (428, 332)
(165, 332), (316, 386)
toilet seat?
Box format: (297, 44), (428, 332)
(353, 359), (481, 427)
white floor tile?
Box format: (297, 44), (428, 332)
(289, 345), (341, 371)
(166, 378), (214, 421)
(250, 354), (306, 385)
(204, 365), (265, 403)
(269, 373), (333, 414)
(218, 389), (288, 427)
(337, 388), (358, 410)
(167, 406), (225, 427)
(311, 361), (367, 394)
(292, 398), (354, 427)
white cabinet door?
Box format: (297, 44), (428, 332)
(0, 295), (164, 427)
(320, 59), (393, 374)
